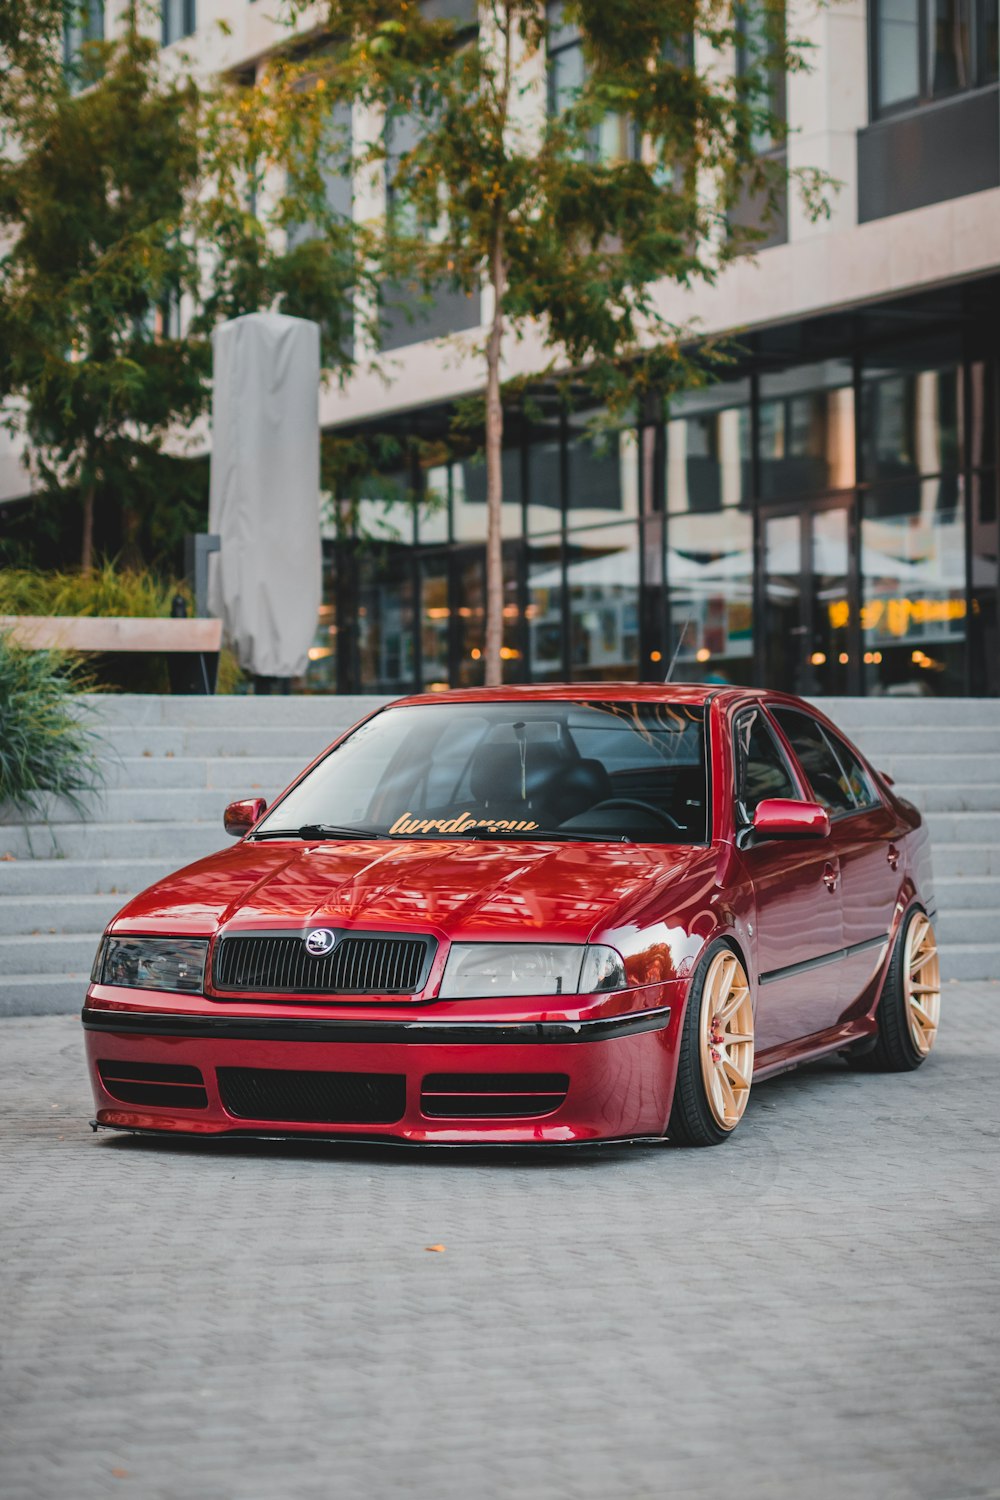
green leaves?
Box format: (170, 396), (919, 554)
(0, 632), (103, 819)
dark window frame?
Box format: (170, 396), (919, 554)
(732, 704), (805, 828)
(768, 706), (883, 820)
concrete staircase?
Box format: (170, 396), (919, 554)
(0, 693), (996, 1015)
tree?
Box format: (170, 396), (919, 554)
(0, 3), (368, 572)
(283, 0), (829, 684)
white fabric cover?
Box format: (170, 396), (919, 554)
(208, 312), (322, 678)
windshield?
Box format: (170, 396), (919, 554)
(254, 701), (708, 844)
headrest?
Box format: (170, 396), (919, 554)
(469, 740), (569, 808)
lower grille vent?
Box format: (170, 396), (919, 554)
(98, 1060), (208, 1109)
(217, 1067), (406, 1124)
(421, 1073), (569, 1119)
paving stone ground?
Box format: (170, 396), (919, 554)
(1, 984), (999, 1500)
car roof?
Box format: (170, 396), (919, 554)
(387, 682), (772, 710)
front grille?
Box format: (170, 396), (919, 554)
(98, 1060), (208, 1109)
(212, 932), (433, 997)
(217, 1067), (406, 1124)
(421, 1073), (569, 1119)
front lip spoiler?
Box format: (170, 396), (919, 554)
(81, 1003), (672, 1045)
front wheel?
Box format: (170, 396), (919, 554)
(668, 942), (755, 1146)
(844, 906), (940, 1073)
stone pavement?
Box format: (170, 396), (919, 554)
(1, 985), (998, 1500)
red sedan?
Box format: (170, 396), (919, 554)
(83, 685), (940, 1148)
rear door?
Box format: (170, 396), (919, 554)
(768, 707), (898, 1018)
(733, 706), (845, 1054)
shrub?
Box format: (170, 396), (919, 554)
(0, 632), (103, 818)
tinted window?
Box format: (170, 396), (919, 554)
(770, 708), (856, 815)
(734, 709), (800, 819)
(255, 700), (708, 844)
(826, 732), (880, 809)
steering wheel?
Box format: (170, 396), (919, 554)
(589, 797), (683, 833)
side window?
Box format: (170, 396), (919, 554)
(734, 709), (800, 820)
(827, 732), (880, 810)
(770, 708), (856, 815)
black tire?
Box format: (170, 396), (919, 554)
(667, 939), (753, 1147)
(843, 905), (938, 1073)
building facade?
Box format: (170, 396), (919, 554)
(4, 0), (999, 696)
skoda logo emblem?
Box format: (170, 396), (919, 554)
(304, 928), (337, 957)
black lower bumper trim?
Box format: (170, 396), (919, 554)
(81, 1004), (672, 1046)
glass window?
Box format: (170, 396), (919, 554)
(735, 709), (800, 818)
(876, 0), (921, 108)
(736, 3), (787, 153)
(356, 470), (416, 546)
(665, 382), (754, 688)
(527, 414), (563, 534)
(930, 0), (973, 93)
(566, 412), (639, 523)
(825, 732), (880, 810)
(758, 361), (855, 499)
(527, 541), (565, 681)
(861, 480), (966, 695)
(770, 708), (859, 815)
(453, 550), (521, 685)
(970, 470), (999, 694)
(862, 365), (961, 481)
(566, 523), (640, 681)
(546, 2), (635, 160)
(418, 465), (450, 545)
(420, 556), (451, 692)
(162, 0), (196, 45)
(255, 700), (708, 844)
(453, 449), (522, 541)
(64, 0), (104, 79)
(357, 551), (415, 695)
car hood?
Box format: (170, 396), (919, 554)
(109, 836), (714, 946)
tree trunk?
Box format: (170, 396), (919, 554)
(81, 485), (95, 573)
(483, 219), (506, 688)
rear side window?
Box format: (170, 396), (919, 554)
(825, 731), (880, 810)
(770, 707), (871, 816)
(734, 708), (801, 821)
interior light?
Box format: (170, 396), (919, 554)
(810, 651), (826, 666)
(873, 652), (882, 663)
(839, 652), (849, 664)
(649, 650), (663, 663)
(696, 647), (711, 663)
(470, 648), (482, 660)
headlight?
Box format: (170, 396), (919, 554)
(96, 936), (208, 995)
(438, 942), (627, 999)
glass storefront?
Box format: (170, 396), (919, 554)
(312, 301), (1000, 698)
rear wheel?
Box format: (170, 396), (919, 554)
(668, 943), (755, 1146)
(844, 906), (940, 1073)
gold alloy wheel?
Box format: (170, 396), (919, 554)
(904, 912), (941, 1057)
(698, 950), (755, 1130)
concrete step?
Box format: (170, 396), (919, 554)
(924, 811), (1000, 844)
(0, 856), (176, 897)
(0, 788), (237, 827)
(0, 932), (100, 977)
(812, 697), (1000, 727)
(937, 909), (997, 945)
(0, 893), (131, 936)
(79, 693), (386, 729)
(894, 784), (1000, 812)
(935, 876), (1000, 908)
(939, 945), (1000, 981)
(90, 725), (339, 761)
(850, 727), (1000, 757)
(880, 754), (1000, 784)
(933, 845), (1000, 877)
(101, 756), (304, 792)
(0, 822), (225, 863)
(0, 974), (89, 1017)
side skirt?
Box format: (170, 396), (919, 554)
(752, 1017), (878, 1082)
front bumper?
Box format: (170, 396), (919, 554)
(82, 990), (682, 1145)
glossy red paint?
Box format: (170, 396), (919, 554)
(223, 797), (268, 837)
(82, 683), (934, 1145)
(752, 798), (831, 839)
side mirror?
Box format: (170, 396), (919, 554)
(224, 796), (268, 837)
(752, 798), (830, 840)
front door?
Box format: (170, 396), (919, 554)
(762, 501), (854, 695)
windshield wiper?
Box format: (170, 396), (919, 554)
(253, 824), (383, 841)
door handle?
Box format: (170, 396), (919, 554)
(822, 862), (839, 892)
(887, 844), (900, 871)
